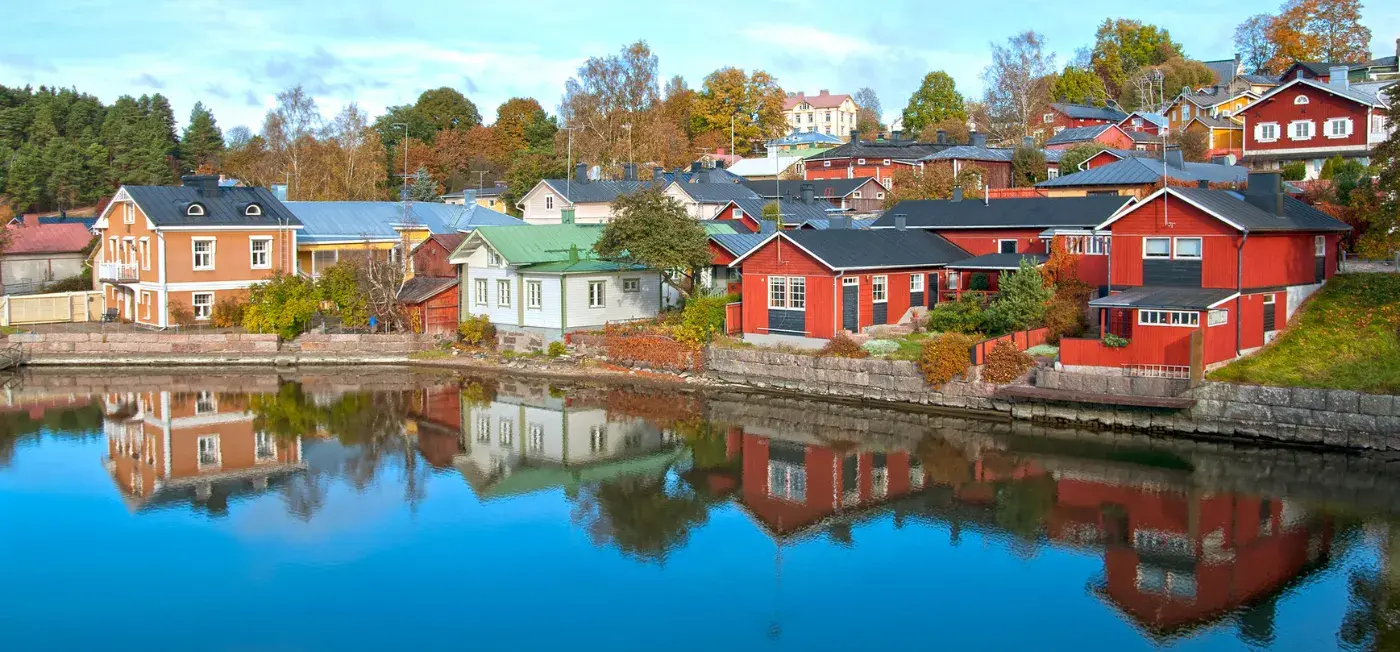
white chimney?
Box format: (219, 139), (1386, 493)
(1329, 65), (1350, 90)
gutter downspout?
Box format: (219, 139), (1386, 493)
(1235, 229), (1249, 358)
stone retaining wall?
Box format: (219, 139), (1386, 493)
(1035, 368), (1190, 398)
(1188, 382), (1400, 449)
(291, 333), (437, 354)
(4, 331), (437, 360)
(497, 331), (545, 355)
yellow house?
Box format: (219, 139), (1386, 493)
(1184, 116), (1244, 159)
(1165, 88), (1259, 133)
(441, 184), (510, 212)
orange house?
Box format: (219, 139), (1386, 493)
(93, 176), (302, 327)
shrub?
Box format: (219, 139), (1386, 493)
(1025, 344), (1059, 357)
(1045, 279), (1093, 343)
(211, 297), (246, 328)
(168, 300), (196, 328)
(458, 314), (497, 347)
(861, 339), (901, 356)
(548, 341), (567, 357)
(969, 273), (990, 292)
(927, 293), (989, 335)
(42, 273), (91, 293)
(243, 272), (320, 340)
(987, 260), (1052, 332)
(1102, 333), (1130, 348)
(1281, 161), (1306, 181)
(982, 341), (1035, 384)
(673, 294), (732, 347)
(918, 333), (977, 387)
(819, 332), (869, 358)
(316, 262), (369, 328)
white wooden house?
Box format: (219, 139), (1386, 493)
(449, 224), (663, 341)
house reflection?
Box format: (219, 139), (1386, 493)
(102, 390), (305, 514)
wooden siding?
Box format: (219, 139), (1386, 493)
(1242, 83), (1373, 154)
(412, 238), (457, 278)
(1107, 195), (1239, 289)
(937, 228), (1047, 256)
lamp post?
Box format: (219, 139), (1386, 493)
(393, 122), (409, 201)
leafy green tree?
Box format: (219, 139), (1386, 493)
(408, 165), (438, 201)
(1169, 128), (1208, 162)
(316, 262), (369, 327)
(594, 188), (711, 299)
(1011, 145), (1048, 187)
(414, 87), (481, 133)
(1050, 66), (1109, 106)
(571, 473), (709, 564)
(180, 102), (224, 172)
(901, 71), (966, 135)
(1090, 19), (1183, 100)
(690, 67), (786, 155)
(987, 259), (1053, 332)
(1357, 86), (1400, 256)
(43, 138), (86, 209)
(1056, 142), (1105, 175)
(243, 272), (320, 340)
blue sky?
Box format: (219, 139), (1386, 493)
(3, 0), (1398, 132)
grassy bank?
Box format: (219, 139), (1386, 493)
(1210, 273), (1400, 393)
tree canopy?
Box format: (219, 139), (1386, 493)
(593, 188), (711, 298)
(690, 67), (786, 155)
(901, 71), (966, 135)
(1089, 19), (1183, 101)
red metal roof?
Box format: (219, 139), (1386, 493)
(4, 222), (94, 255)
(784, 90), (852, 110)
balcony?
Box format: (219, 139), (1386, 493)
(98, 262), (139, 283)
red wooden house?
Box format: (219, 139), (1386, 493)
(398, 233), (466, 336)
(920, 134), (1063, 189)
(728, 223), (968, 339)
(1045, 123), (1138, 151)
(1239, 70), (1392, 179)
(1041, 102), (1129, 137)
(802, 136), (951, 190)
(1060, 171), (1350, 371)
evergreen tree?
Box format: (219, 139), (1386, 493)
(43, 138), (85, 209)
(408, 166), (438, 202)
(5, 144), (45, 211)
(180, 102), (224, 173)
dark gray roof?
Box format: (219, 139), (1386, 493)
(674, 182), (760, 203)
(1190, 114), (1243, 129)
(801, 217), (876, 230)
(732, 197), (833, 224)
(946, 253), (1049, 270)
(804, 139), (951, 162)
(1240, 74), (1280, 85)
(541, 179), (653, 204)
(1201, 59), (1240, 84)
(923, 145), (1016, 162)
(1051, 103), (1128, 122)
(1121, 111), (1169, 128)
(1038, 157), (1248, 188)
(742, 177), (876, 198)
(1089, 286), (1237, 310)
(873, 195), (1132, 230)
(658, 167), (743, 185)
(1124, 129), (1165, 143)
(1046, 124), (1112, 146)
(125, 185), (301, 228)
(396, 276), (459, 303)
(709, 232), (768, 257)
(770, 229), (970, 270)
(1163, 187), (1351, 232)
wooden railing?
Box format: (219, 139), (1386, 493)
(97, 262), (139, 282)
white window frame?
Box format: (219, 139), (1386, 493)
(1143, 237), (1172, 259)
(1042, 112), (1054, 124)
(910, 274), (924, 293)
(192, 292), (213, 320)
(1138, 310), (1201, 327)
(488, 249), (502, 266)
(139, 238), (151, 271)
(871, 275), (887, 303)
(1315, 235), (1326, 256)
(852, 191), (862, 199)
(1257, 122), (1279, 142)
(192, 238), (216, 271)
(195, 390), (216, 414)
(245, 203), (262, 216)
(588, 280), (605, 308)
(474, 278), (488, 305)
(497, 279), (511, 307)
(1173, 237), (1203, 260)
(186, 203), (205, 217)
(141, 291), (152, 321)
(823, 160), (831, 168)
(197, 435), (220, 469)
(622, 278), (640, 293)
(528, 422), (545, 452)
(1294, 95), (1309, 105)
(123, 203), (136, 225)
(998, 239), (1018, 254)
(787, 277), (805, 310)
(476, 415), (491, 443)
(767, 276), (787, 309)
(1288, 120), (1314, 141)
(1208, 310), (1229, 327)
(1047, 168), (1059, 179)
(876, 192), (885, 200)
(1325, 117), (1352, 139)
(857, 158), (866, 165)
(249, 236), (273, 270)
(498, 420), (513, 447)
(882, 158), (891, 166)
(545, 195), (554, 210)
(255, 432), (277, 462)
(526, 280), (542, 309)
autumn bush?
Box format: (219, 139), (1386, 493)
(458, 314), (496, 347)
(548, 341), (567, 357)
(211, 297), (246, 328)
(1045, 279), (1093, 343)
(918, 333), (976, 387)
(818, 332), (869, 358)
(982, 341), (1035, 384)
(168, 300), (196, 328)
(672, 294), (733, 347)
(243, 272), (319, 339)
(604, 322), (703, 372)
(927, 293), (990, 335)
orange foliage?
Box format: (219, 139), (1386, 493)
(602, 323), (704, 373)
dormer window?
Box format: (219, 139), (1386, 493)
(1294, 95), (1309, 105)
(244, 203), (263, 216)
(186, 203), (205, 217)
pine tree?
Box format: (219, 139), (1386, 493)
(180, 102), (224, 173)
(5, 144), (45, 211)
(408, 166), (438, 202)
(44, 138), (85, 209)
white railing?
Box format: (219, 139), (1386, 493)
(98, 262), (139, 282)
(1122, 364), (1191, 379)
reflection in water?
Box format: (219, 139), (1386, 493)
(1, 369), (1398, 650)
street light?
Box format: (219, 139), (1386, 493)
(393, 122), (409, 201)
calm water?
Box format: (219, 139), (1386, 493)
(1, 367), (1398, 652)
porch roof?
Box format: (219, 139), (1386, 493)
(1089, 286), (1238, 310)
(946, 252), (1048, 271)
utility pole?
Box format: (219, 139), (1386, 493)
(731, 112), (736, 159)
(474, 170), (486, 194)
(393, 123), (409, 201)
(622, 122), (633, 171)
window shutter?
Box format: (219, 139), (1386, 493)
(1253, 124), (1264, 140)
(1344, 118), (1354, 136)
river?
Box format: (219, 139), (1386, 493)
(0, 366), (1396, 651)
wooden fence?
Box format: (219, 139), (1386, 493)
(1, 291), (105, 327)
(724, 302), (742, 335)
(969, 327), (1048, 365)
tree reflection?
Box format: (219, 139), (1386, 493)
(572, 472), (709, 564)
(1340, 523), (1400, 651)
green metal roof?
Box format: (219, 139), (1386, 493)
(702, 221), (745, 235)
(469, 224), (606, 265)
(520, 260), (651, 274)
(470, 448), (689, 499)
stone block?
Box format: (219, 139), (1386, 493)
(1325, 390), (1361, 414)
(1082, 375), (1109, 394)
(1322, 429), (1350, 448)
(1232, 384), (1263, 405)
(1290, 427), (1327, 444)
(1343, 413), (1378, 433)
(1375, 416), (1400, 434)
(1359, 394), (1395, 417)
(330, 334), (360, 343)
(1223, 401), (1273, 423)
(1270, 406), (1313, 426)
(1105, 376), (1132, 396)
(1290, 388), (1328, 410)
(1256, 386), (1292, 407)
(1192, 399), (1225, 419)
(1308, 410), (1344, 430)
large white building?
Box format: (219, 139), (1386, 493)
(784, 90), (860, 141)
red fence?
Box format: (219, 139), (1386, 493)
(724, 302), (742, 335)
(970, 327), (1048, 365)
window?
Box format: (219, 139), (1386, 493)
(497, 279), (511, 307)
(545, 195), (554, 210)
(910, 274), (924, 292)
(1047, 168), (1059, 179)
(192, 238), (215, 270)
(998, 239), (1018, 254)
(250, 237), (272, 269)
(857, 158), (866, 165)
(526, 280), (542, 308)
(1315, 235), (1326, 256)
(498, 420), (514, 447)
(1208, 310), (1229, 327)
(255, 432), (277, 462)
(527, 423), (545, 452)
(139, 239), (150, 270)
(823, 160), (831, 168)
(622, 278), (640, 293)
(947, 272), (960, 290)
(123, 203), (135, 224)
(871, 275), (887, 303)
(1138, 310), (1200, 327)
(1043, 113), (1054, 124)
(141, 291), (152, 320)
(476, 415), (491, 444)
(1326, 118), (1352, 138)
(588, 281), (605, 308)
(882, 159), (891, 166)
(1257, 122), (1279, 142)
(474, 279), (488, 305)
(1144, 237), (1171, 258)
(825, 111), (831, 122)
(186, 203), (205, 216)
(1173, 237), (1203, 259)
(1294, 95), (1309, 105)
(876, 192), (885, 200)
(195, 391), (216, 414)
(768, 276), (786, 309)
(192, 292), (213, 320)
(1289, 120), (1314, 140)
(488, 250), (502, 266)
(245, 203), (262, 216)
(589, 425), (606, 452)
(197, 435), (220, 468)
(788, 277), (805, 309)
(768, 460), (807, 502)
